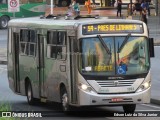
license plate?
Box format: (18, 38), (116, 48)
(111, 98), (123, 102)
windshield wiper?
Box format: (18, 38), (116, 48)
(97, 35), (111, 55)
(117, 33), (131, 53)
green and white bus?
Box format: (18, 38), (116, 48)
(0, 0), (46, 29)
(7, 15), (154, 113)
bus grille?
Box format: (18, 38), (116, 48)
(95, 80), (136, 87)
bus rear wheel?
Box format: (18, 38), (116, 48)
(123, 104), (136, 113)
(60, 87), (70, 112)
(0, 16), (10, 29)
(26, 82), (35, 105)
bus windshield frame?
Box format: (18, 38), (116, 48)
(79, 36), (150, 76)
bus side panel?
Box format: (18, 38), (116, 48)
(45, 59), (59, 101)
(46, 30), (69, 103)
(18, 55), (38, 96)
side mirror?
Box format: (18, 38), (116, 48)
(149, 38), (155, 57)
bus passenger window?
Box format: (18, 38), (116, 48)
(19, 29), (36, 56)
(47, 31), (57, 59)
(29, 44), (35, 56)
(47, 31), (66, 60)
(20, 43), (26, 54)
(58, 32), (66, 45)
(51, 46), (56, 58)
(47, 31), (57, 44)
(57, 32), (66, 60)
(28, 30), (36, 56)
(30, 30), (36, 42)
(20, 30), (29, 55)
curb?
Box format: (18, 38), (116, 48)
(151, 98), (160, 105)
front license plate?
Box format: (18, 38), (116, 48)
(111, 98), (123, 102)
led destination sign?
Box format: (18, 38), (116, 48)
(82, 24), (143, 35)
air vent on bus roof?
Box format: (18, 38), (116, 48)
(45, 14), (62, 19)
(74, 15), (99, 20)
(42, 14), (100, 20)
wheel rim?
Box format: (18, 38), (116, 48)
(27, 85), (32, 102)
(1, 18), (8, 28)
(62, 93), (68, 111)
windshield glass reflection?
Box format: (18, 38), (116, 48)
(79, 36), (150, 76)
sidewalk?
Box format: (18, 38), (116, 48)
(1, 6), (160, 106)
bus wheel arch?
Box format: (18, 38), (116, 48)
(0, 15), (10, 29)
(60, 83), (70, 112)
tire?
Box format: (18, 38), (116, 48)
(59, 0), (70, 7)
(60, 87), (71, 112)
(123, 104), (136, 113)
(0, 16), (10, 29)
(26, 82), (35, 105)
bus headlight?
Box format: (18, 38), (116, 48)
(136, 81), (151, 92)
(79, 83), (92, 92)
(81, 84), (88, 90)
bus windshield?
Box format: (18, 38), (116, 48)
(79, 36), (150, 76)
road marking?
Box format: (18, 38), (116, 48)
(141, 104), (160, 109)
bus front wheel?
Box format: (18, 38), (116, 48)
(0, 16), (10, 29)
(26, 82), (35, 105)
(60, 87), (70, 112)
(123, 104), (136, 113)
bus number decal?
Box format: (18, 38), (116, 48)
(127, 87), (134, 92)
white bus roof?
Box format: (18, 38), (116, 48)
(8, 16), (144, 29)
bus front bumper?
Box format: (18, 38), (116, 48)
(78, 87), (150, 106)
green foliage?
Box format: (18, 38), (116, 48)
(0, 103), (19, 120)
(0, 103), (11, 111)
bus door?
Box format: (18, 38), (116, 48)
(37, 35), (47, 98)
(56, 31), (67, 93)
(69, 36), (78, 104)
(13, 32), (20, 93)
